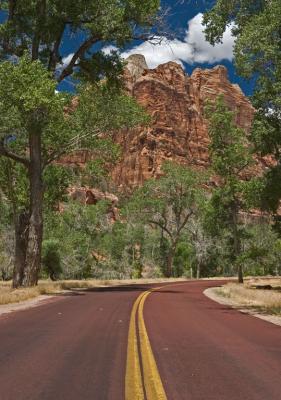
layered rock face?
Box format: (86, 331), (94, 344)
(111, 55), (261, 188)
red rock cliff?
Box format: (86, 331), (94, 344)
(61, 54), (270, 190)
(111, 54), (262, 188)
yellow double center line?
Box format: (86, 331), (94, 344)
(125, 287), (167, 400)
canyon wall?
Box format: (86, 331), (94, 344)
(61, 54), (272, 195)
(111, 55), (268, 189)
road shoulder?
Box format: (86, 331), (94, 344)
(204, 287), (281, 327)
(0, 295), (56, 317)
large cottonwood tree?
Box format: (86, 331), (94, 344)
(0, 0), (158, 287)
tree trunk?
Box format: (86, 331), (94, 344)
(166, 243), (177, 278)
(237, 264), (243, 284)
(232, 204), (243, 284)
(166, 251), (174, 278)
(12, 211), (29, 288)
(23, 131), (43, 287)
(196, 261), (201, 279)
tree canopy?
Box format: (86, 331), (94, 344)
(203, 0), (281, 214)
(0, 0), (160, 81)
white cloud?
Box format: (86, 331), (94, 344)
(102, 45), (118, 56)
(103, 13), (235, 69)
(186, 13), (235, 64)
(61, 53), (75, 68)
(121, 38), (188, 69)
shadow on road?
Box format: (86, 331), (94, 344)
(86, 285), (185, 294)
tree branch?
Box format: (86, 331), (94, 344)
(0, 138), (30, 167)
(48, 25), (65, 72)
(43, 129), (102, 168)
(8, 0), (17, 20)
(57, 36), (100, 83)
(32, 0), (46, 60)
(178, 210), (194, 235)
(148, 219), (173, 240)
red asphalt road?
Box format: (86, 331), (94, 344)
(0, 281), (280, 400)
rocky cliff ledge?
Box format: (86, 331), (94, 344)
(111, 54), (260, 188)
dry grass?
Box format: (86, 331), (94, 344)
(246, 277), (281, 289)
(0, 281), (62, 305)
(0, 277), (187, 306)
(216, 278), (281, 315)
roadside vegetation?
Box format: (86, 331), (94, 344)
(215, 279), (281, 316)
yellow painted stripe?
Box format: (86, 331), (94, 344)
(125, 292), (145, 400)
(138, 290), (167, 400)
(126, 282), (188, 400)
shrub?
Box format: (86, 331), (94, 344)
(42, 239), (62, 281)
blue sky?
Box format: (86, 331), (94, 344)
(60, 0), (253, 95)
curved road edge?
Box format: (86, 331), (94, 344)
(204, 286), (281, 327)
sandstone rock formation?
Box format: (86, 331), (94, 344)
(61, 55), (271, 193)
(111, 54), (268, 188)
(68, 187), (118, 206)
(65, 187), (119, 220)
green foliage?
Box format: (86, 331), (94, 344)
(127, 162), (207, 276)
(43, 165), (73, 208)
(205, 96), (257, 214)
(203, 1), (281, 212)
(0, 159), (29, 215)
(0, 54), (72, 163)
(44, 201), (110, 279)
(0, 51), (149, 266)
(42, 239), (62, 281)
(0, 221), (13, 281)
(206, 96), (253, 179)
(205, 96), (258, 281)
(241, 223), (281, 276)
(129, 162), (206, 224)
(173, 241), (194, 277)
(0, 50), (149, 287)
(0, 28), (149, 168)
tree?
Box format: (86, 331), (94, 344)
(205, 96), (257, 283)
(0, 1), (159, 287)
(0, 55), (148, 287)
(128, 162), (207, 277)
(203, 1), (281, 214)
(0, 156), (71, 287)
